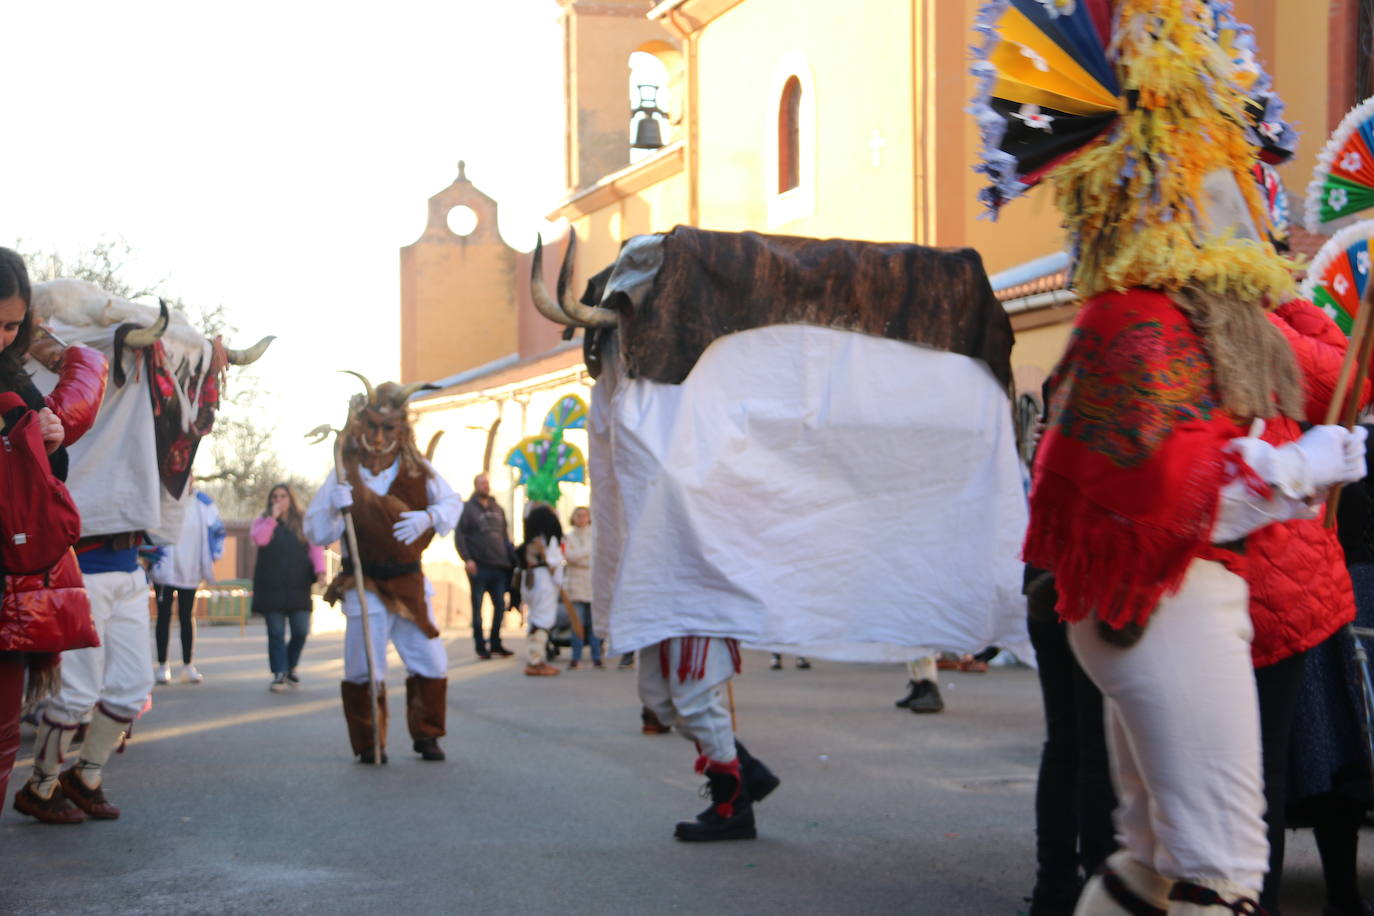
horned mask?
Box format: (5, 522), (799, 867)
(341, 371), (435, 477)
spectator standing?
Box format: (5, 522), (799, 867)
(0, 247), (107, 823)
(455, 473), (515, 660)
(150, 483), (224, 685)
(563, 506), (602, 669)
(252, 483), (326, 692)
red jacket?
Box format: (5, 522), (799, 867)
(1245, 299), (1365, 667)
(0, 345), (107, 655)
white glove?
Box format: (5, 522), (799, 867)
(392, 509), (433, 546)
(1286, 424), (1368, 495)
(329, 482), (353, 511)
(1212, 474), (1318, 542)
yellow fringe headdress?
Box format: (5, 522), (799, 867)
(1053, 0), (1296, 301)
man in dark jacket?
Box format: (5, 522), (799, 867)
(455, 474), (514, 659)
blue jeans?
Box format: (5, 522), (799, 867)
(264, 609), (312, 675)
(468, 564), (510, 649)
(569, 601), (602, 663)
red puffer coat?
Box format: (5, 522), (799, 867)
(0, 345), (108, 654)
(1245, 299), (1367, 668)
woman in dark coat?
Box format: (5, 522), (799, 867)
(251, 483), (325, 692)
(1285, 427), (1374, 916)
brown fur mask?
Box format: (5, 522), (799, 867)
(340, 375), (435, 478)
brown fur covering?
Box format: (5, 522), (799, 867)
(340, 681), (387, 755)
(601, 226), (1013, 389)
(325, 379), (438, 637)
(405, 675), (447, 740)
(1173, 287), (1303, 421)
(326, 462), (437, 638)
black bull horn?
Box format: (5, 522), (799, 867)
(122, 299), (171, 348)
(529, 231), (618, 328)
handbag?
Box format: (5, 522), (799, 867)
(0, 393), (82, 575)
(0, 549), (100, 653)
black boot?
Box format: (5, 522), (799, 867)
(735, 741), (780, 804)
(895, 679), (921, 708)
(675, 759), (756, 842)
(907, 679), (944, 713)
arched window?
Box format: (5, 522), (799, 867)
(778, 76), (802, 194)
(767, 52), (814, 227)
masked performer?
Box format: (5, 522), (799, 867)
(305, 375), (461, 764)
(975, 2), (1367, 911)
(518, 503), (565, 677)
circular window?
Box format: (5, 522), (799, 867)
(447, 205), (478, 236)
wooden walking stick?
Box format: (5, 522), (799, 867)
(1324, 285), (1374, 529)
(308, 408), (385, 766)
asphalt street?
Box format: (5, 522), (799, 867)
(1, 621), (1368, 915)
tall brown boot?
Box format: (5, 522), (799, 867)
(406, 675), (447, 762)
(340, 681), (388, 764)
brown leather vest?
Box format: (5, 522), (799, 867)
(325, 459), (437, 638)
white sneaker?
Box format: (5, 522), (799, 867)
(181, 664), (204, 684)
(155, 664), (172, 685)
(269, 674), (288, 693)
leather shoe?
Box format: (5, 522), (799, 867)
(413, 737), (446, 761)
(524, 662), (561, 676)
(908, 679), (945, 714)
(58, 770), (120, 819)
(490, 645), (515, 658)
(13, 783), (86, 824)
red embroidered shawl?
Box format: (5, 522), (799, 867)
(1024, 288), (1247, 628)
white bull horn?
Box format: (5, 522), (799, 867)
(530, 235), (577, 326)
(124, 299), (171, 348)
(225, 335), (276, 365)
(552, 231), (619, 328)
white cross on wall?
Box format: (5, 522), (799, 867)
(869, 130), (887, 167)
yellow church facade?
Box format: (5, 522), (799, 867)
(402, 0), (1364, 618)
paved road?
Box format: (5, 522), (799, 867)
(1, 622), (1367, 915)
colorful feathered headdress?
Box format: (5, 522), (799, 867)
(971, 0), (1299, 301)
(504, 394), (588, 506)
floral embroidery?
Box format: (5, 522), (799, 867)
(1012, 104), (1055, 132)
(1341, 151), (1364, 174)
(1050, 319), (1219, 468)
(1330, 186), (1351, 213)
(1016, 43), (1050, 72)
(1036, 0), (1076, 18)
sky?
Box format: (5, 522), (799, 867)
(4, 1), (568, 480)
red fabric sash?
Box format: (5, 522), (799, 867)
(1024, 289), (1247, 628)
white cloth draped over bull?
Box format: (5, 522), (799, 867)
(581, 228), (1031, 663)
(28, 280), (232, 543)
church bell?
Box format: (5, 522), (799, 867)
(631, 83), (668, 150)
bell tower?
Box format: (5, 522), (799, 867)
(558, 0), (676, 190)
(399, 161), (518, 384)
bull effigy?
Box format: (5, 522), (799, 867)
(531, 226), (1030, 841)
(304, 374), (461, 764)
(15, 279), (271, 823)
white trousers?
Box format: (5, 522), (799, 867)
(1068, 559), (1267, 894)
(638, 637), (736, 762)
(47, 569), (154, 723)
(343, 603), (448, 684)
(907, 655), (937, 682)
